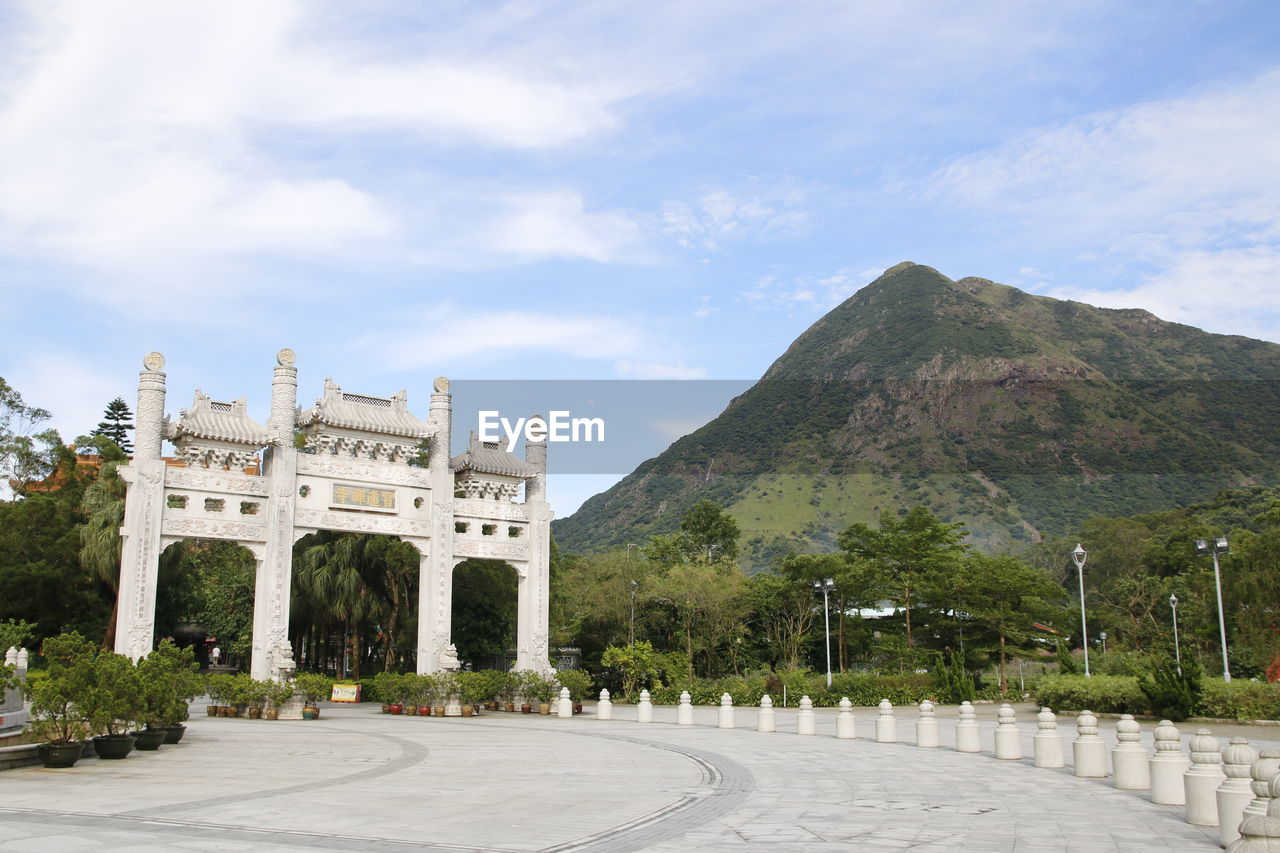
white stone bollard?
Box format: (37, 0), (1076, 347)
(557, 687), (573, 718)
(1073, 710), (1107, 778)
(637, 689), (653, 723)
(956, 701), (980, 753)
(677, 691), (694, 726)
(916, 700), (938, 748)
(757, 694), (776, 732)
(1243, 749), (1280, 822)
(993, 703), (1021, 760)
(1149, 720), (1191, 805)
(1233, 767), (1280, 852)
(3, 647), (14, 667)
(875, 699), (897, 743)
(1033, 707), (1064, 769)
(1112, 714), (1150, 790)
(718, 693), (735, 729)
(1184, 728), (1224, 827)
(1218, 738), (1260, 847)
(596, 689), (613, 720)
(797, 695), (816, 735)
(836, 697), (856, 739)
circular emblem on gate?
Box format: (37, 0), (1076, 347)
(433, 376), (450, 393)
(143, 351), (165, 371)
(277, 348), (297, 366)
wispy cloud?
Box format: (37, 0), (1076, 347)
(924, 68), (1280, 341)
(661, 185), (807, 250)
(740, 266), (883, 314)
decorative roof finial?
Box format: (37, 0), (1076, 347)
(277, 348), (296, 366)
(143, 351), (165, 371)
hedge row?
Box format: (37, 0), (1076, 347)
(1033, 674), (1280, 720)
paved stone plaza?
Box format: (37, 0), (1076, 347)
(3, 701), (1277, 852)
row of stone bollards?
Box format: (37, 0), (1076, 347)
(574, 687), (1280, 849)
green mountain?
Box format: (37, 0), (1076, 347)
(551, 263), (1280, 569)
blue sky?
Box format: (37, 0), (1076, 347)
(2, 1), (1278, 514)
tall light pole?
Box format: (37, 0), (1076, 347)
(1195, 536), (1232, 682)
(626, 544), (639, 647)
(1169, 593), (1181, 674)
(1071, 544), (1091, 678)
(813, 577), (835, 687)
(1099, 631), (1107, 655)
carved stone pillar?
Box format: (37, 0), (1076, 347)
(114, 353), (168, 660)
(418, 378), (454, 674)
(250, 350), (299, 680)
(516, 422), (552, 674)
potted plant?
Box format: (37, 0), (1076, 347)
(514, 670), (539, 713)
(136, 640), (201, 743)
(245, 679), (270, 719)
(556, 668), (593, 715)
(294, 672), (332, 719)
(23, 632), (96, 768)
(435, 672), (458, 716)
(205, 673), (235, 717)
(370, 672), (399, 714)
(262, 679), (294, 720)
(80, 650), (144, 759)
(531, 673), (557, 714)
(457, 671), (486, 716)
(415, 674), (438, 717)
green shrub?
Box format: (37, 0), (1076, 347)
(933, 651), (975, 704)
(1033, 674), (1145, 714)
(1139, 658), (1203, 722)
(554, 668), (594, 700)
(294, 672), (333, 705)
(1199, 679), (1280, 721)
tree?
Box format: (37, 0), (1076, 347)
(0, 377), (62, 498)
(679, 499), (740, 563)
(78, 444), (129, 648)
(90, 397), (134, 454)
(837, 506), (967, 648)
(949, 553), (1065, 693)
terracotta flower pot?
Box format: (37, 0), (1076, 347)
(433, 706), (445, 717)
(521, 704), (532, 714)
(389, 703), (403, 715)
(264, 709), (279, 721)
(418, 705), (431, 716)
(538, 703), (552, 715)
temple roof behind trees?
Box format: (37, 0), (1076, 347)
(450, 432), (540, 478)
(168, 391), (272, 446)
(295, 379), (433, 439)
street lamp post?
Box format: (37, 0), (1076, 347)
(1099, 631), (1107, 655)
(1071, 544), (1091, 678)
(813, 578), (835, 688)
(625, 544), (639, 647)
(1169, 593), (1181, 674)
(1195, 536), (1232, 682)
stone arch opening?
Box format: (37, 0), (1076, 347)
(450, 558), (520, 670)
(290, 530), (420, 680)
(155, 538), (258, 670)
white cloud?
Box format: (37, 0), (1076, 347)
(661, 186), (807, 251)
(614, 361), (708, 379)
(357, 307), (648, 369)
(0, 1), (645, 286)
(1047, 248), (1280, 342)
(486, 191), (648, 263)
(925, 68), (1280, 342)
(740, 266), (883, 314)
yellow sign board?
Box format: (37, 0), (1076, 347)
(330, 683), (362, 703)
(331, 484), (395, 511)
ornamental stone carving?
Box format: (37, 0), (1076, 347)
(453, 498), (530, 521)
(161, 518), (267, 542)
(293, 509), (430, 537)
(165, 468), (268, 495)
(296, 453), (431, 487)
(453, 540), (530, 561)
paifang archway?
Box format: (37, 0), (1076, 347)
(115, 349), (553, 680)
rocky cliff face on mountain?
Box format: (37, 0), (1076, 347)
(552, 263), (1280, 569)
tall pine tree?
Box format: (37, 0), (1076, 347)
(91, 397), (134, 453)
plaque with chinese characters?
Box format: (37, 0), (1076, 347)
(331, 484), (396, 511)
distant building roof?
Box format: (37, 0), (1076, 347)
(296, 379), (432, 440)
(168, 391), (271, 446)
(450, 432), (540, 478)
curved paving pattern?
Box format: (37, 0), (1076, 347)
(2, 702), (1272, 851)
